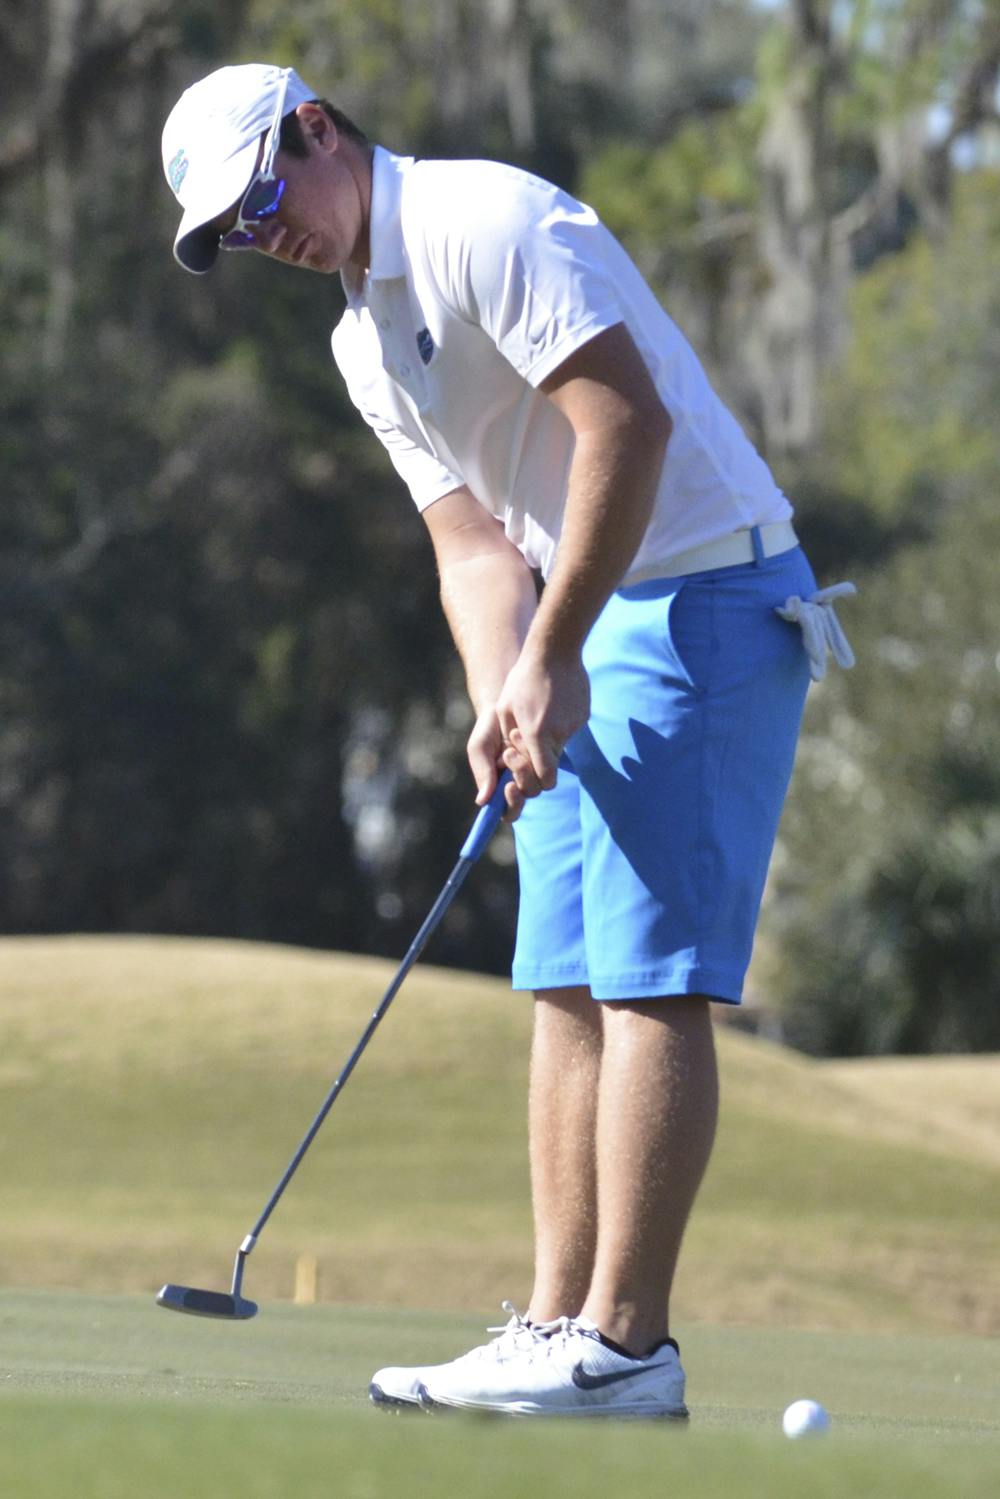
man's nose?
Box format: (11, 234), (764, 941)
(251, 218), (286, 255)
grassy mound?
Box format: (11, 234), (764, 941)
(2, 936), (998, 1335)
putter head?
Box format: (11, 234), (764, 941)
(156, 1283), (258, 1320)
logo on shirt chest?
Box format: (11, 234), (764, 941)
(416, 327), (435, 365)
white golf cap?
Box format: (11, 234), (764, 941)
(162, 63), (317, 274)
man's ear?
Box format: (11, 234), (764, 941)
(295, 101), (337, 151)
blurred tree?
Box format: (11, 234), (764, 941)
(581, 0), (1000, 468)
(763, 170), (1000, 1053)
(3, 0), (999, 1023)
(755, 0), (1000, 460)
(1, 0), (526, 964)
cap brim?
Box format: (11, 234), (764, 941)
(173, 139), (260, 274)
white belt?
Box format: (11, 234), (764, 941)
(623, 520), (800, 586)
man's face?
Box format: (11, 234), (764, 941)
(212, 104), (369, 275)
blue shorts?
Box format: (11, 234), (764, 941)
(511, 543), (816, 1004)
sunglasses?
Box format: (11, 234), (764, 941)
(220, 69), (290, 251)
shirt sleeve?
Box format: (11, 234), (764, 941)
(355, 403), (464, 512)
(416, 164), (625, 388)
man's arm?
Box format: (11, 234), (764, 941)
(423, 486), (538, 813)
(496, 322), (672, 794)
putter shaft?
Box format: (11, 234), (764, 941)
(216, 771), (512, 1300)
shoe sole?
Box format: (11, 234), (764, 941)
(417, 1384), (689, 1420)
(369, 1381), (426, 1411)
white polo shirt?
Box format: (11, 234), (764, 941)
(331, 147), (791, 583)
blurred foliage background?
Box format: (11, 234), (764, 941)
(3, 0), (1000, 1052)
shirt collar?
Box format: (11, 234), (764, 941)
(342, 145), (413, 305)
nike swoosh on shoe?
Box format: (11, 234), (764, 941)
(570, 1360), (673, 1391)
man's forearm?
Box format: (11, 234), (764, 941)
(439, 548), (538, 713)
(527, 323), (673, 667)
(526, 416), (670, 664)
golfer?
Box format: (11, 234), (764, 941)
(162, 63), (853, 1418)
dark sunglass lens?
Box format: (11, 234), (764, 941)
(242, 177), (286, 221)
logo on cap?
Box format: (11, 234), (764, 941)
(416, 327), (435, 365)
(168, 149), (190, 195)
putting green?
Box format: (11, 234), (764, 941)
(2, 1291), (1000, 1499)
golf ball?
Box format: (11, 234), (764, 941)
(782, 1399), (830, 1438)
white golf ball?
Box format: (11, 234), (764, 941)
(782, 1398), (830, 1438)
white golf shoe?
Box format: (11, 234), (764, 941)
(417, 1316), (689, 1419)
(369, 1302), (549, 1410)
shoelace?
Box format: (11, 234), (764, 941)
(517, 1314), (589, 1363)
(484, 1301), (561, 1357)
(775, 583), (858, 682)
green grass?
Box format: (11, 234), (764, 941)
(2, 935), (999, 1334)
(2, 1292), (1000, 1498)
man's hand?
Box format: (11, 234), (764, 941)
(467, 706), (526, 819)
(496, 648), (591, 796)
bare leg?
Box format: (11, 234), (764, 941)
(581, 996), (718, 1355)
(527, 986), (603, 1323)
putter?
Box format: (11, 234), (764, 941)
(157, 771), (512, 1321)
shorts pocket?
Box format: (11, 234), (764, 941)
(663, 579), (718, 695)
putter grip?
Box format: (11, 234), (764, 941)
(460, 771), (512, 862)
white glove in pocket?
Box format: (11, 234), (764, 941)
(775, 583), (857, 682)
